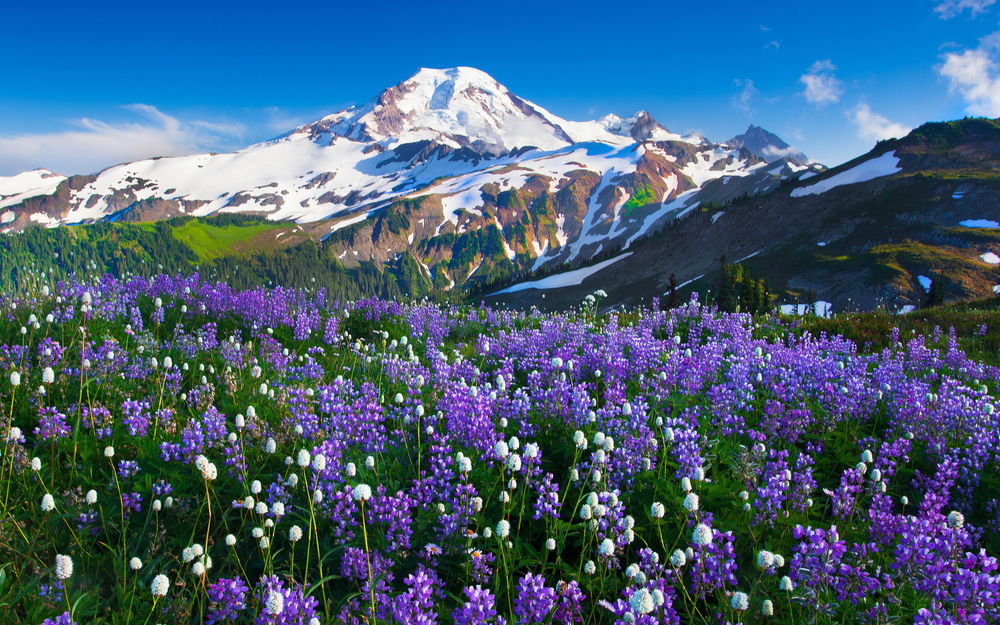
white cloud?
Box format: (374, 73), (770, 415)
(761, 145), (803, 160)
(732, 79), (758, 113)
(934, 0), (996, 19)
(800, 60), (843, 107)
(0, 105), (245, 176)
(938, 36), (1000, 115)
(849, 102), (911, 142)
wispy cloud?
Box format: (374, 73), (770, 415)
(800, 60), (843, 107)
(0, 105), (245, 176)
(848, 102), (911, 142)
(938, 32), (1000, 115)
(263, 106), (313, 136)
(732, 79), (758, 113)
(934, 0), (996, 19)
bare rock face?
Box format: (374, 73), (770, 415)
(114, 198), (208, 223)
(627, 112), (669, 142)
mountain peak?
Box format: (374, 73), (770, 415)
(288, 67), (717, 154)
(727, 125), (808, 165)
(405, 66), (502, 89)
(295, 66), (575, 154)
(599, 110), (704, 144)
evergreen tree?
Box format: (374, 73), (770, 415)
(925, 276), (946, 308)
(758, 279), (771, 314)
(739, 277), (756, 313)
(717, 254), (738, 313)
(666, 273), (680, 309)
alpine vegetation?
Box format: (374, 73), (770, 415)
(1, 275), (998, 624)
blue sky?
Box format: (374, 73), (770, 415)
(2, 0), (999, 174)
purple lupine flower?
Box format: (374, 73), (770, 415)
(34, 407), (71, 441)
(38, 612), (76, 625)
(207, 576), (249, 624)
(513, 573), (557, 624)
(453, 585), (506, 625)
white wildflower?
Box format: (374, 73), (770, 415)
(352, 483), (372, 501)
(150, 574), (170, 597)
(670, 549), (687, 567)
(598, 538), (615, 556)
(54, 554), (73, 580)
(947, 510), (965, 529)
(756, 550), (775, 569)
(761, 599), (774, 616)
(629, 588), (655, 614)
(731, 591), (749, 611)
(692, 523), (713, 546)
(682, 492), (699, 512)
(496, 520), (511, 538)
(265, 589), (284, 615)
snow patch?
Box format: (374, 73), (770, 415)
(493, 252), (632, 294)
(29, 212), (56, 226)
(673, 274), (705, 291)
(326, 211), (370, 235)
(790, 152), (900, 198)
(917, 275), (932, 292)
(960, 219), (1000, 228)
(981, 252), (1000, 265)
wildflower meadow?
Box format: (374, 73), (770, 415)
(1, 274), (998, 624)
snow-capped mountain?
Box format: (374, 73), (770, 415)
(726, 125), (809, 166)
(0, 67), (821, 288)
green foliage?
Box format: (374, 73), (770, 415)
(715, 256), (772, 314)
(622, 184), (657, 215)
(170, 218), (286, 262)
(448, 226), (507, 272)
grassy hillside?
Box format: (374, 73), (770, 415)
(170, 218), (289, 262)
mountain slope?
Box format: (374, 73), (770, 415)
(0, 67), (816, 295)
(485, 118), (1000, 312)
